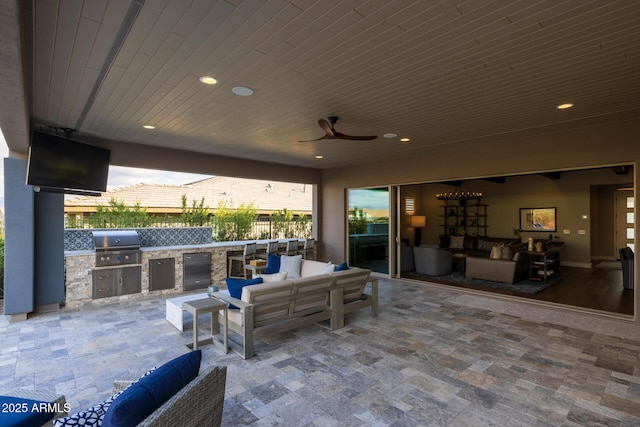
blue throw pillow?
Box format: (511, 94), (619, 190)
(225, 277), (263, 309)
(102, 350), (202, 427)
(265, 254), (281, 274)
(335, 262), (349, 271)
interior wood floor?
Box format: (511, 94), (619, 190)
(404, 262), (634, 316)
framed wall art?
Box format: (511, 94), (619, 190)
(519, 207), (557, 232)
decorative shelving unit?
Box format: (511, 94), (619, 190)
(527, 247), (561, 282)
(440, 200), (488, 236)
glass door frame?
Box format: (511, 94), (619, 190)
(345, 186), (396, 277)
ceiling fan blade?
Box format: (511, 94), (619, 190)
(298, 134), (330, 142)
(334, 131), (378, 141)
(318, 119), (335, 137)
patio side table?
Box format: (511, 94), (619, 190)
(245, 263), (267, 278)
(183, 298), (228, 353)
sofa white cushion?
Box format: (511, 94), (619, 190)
(279, 255), (303, 279)
(300, 259), (328, 277)
(255, 271), (288, 282)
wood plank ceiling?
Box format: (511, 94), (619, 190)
(6, 0), (640, 169)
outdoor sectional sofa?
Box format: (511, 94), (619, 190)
(213, 258), (378, 359)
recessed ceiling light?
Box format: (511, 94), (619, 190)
(232, 86), (254, 96)
(383, 133), (398, 138)
(557, 103), (573, 110)
(315, 155), (323, 159)
(143, 125), (155, 129)
(400, 137), (410, 142)
(199, 76), (218, 85)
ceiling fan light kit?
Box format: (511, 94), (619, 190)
(298, 116), (378, 142)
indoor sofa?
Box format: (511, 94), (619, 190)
(464, 253), (528, 284)
(441, 234), (522, 257)
(438, 235), (528, 284)
(213, 258), (377, 358)
(464, 240), (528, 284)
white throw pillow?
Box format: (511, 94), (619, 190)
(450, 235), (464, 249)
(254, 271), (288, 282)
(279, 255), (303, 279)
(489, 245), (502, 259)
(321, 261), (335, 274)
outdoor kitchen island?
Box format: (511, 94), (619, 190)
(63, 227), (276, 309)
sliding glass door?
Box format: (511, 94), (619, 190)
(347, 187), (391, 274)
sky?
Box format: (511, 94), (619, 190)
(348, 188), (390, 211)
(0, 129), (211, 209)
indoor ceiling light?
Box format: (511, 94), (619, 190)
(315, 155), (323, 159)
(556, 103), (574, 110)
(383, 133), (398, 138)
(232, 86), (254, 96)
(199, 76), (218, 85)
(143, 125), (155, 129)
(400, 137), (410, 142)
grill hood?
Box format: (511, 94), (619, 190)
(92, 230), (140, 251)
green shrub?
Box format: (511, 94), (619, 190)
(348, 207), (367, 234)
(88, 198), (152, 228)
(212, 201), (258, 241)
(180, 195), (210, 226)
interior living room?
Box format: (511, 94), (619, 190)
(2, 1), (640, 425)
(397, 165), (635, 316)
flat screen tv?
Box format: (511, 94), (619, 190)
(26, 130), (110, 196)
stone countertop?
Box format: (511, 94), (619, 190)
(64, 250), (94, 257)
(139, 238), (299, 252)
(64, 238), (304, 256)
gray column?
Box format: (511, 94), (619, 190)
(3, 157), (34, 316)
(34, 190), (65, 307)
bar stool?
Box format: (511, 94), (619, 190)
(228, 242), (256, 278)
(297, 238), (315, 259)
(279, 239), (299, 256)
(256, 240), (279, 260)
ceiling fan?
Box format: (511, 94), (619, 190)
(298, 116), (377, 142)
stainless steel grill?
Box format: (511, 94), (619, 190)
(92, 230), (141, 267)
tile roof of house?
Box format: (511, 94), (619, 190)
(64, 176), (312, 215)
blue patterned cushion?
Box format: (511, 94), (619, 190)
(53, 398), (111, 427)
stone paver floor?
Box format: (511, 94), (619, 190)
(2, 277), (640, 426)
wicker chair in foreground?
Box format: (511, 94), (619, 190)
(112, 366), (227, 427)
